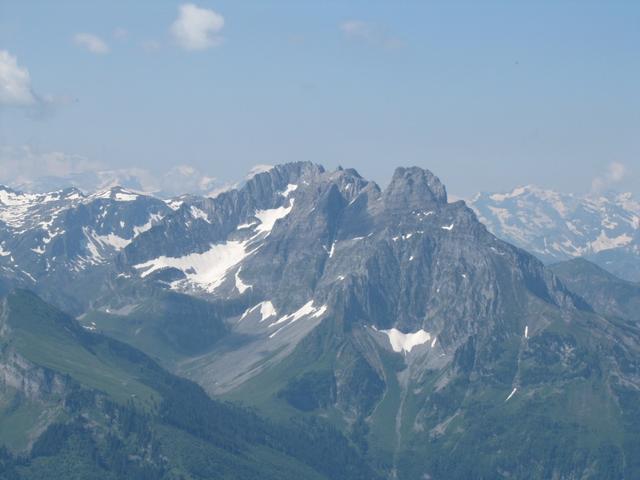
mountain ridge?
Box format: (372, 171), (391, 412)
(469, 184), (640, 281)
(1, 162), (640, 478)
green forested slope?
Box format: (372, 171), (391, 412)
(0, 290), (380, 480)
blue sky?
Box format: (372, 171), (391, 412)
(0, 0), (638, 196)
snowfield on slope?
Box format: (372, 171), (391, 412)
(133, 239), (252, 292)
(254, 199), (294, 234)
(132, 198), (296, 291)
(373, 326), (434, 354)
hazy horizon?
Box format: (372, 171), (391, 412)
(0, 157), (637, 202)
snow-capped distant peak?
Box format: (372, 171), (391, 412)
(91, 186), (141, 202)
(469, 187), (640, 280)
(488, 185), (535, 202)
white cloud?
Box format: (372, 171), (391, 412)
(591, 162), (627, 192)
(0, 50), (68, 117)
(0, 50), (36, 106)
(73, 33), (110, 54)
(0, 145), (222, 197)
(163, 165), (219, 195)
(608, 162), (626, 182)
(340, 20), (403, 49)
(170, 3), (224, 51)
(246, 164), (274, 179)
(0, 146), (101, 186)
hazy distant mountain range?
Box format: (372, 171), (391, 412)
(1, 163), (639, 479)
(470, 186), (640, 281)
(4, 164), (225, 199)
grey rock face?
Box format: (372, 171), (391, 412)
(0, 298), (68, 402)
(382, 166), (447, 211)
(97, 163), (590, 395)
(0, 349), (68, 401)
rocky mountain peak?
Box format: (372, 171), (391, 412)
(248, 161), (325, 188)
(383, 166), (448, 211)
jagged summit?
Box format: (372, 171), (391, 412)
(384, 166), (448, 208)
(101, 162), (585, 388)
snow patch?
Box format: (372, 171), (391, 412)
(114, 191), (138, 202)
(269, 301), (327, 328)
(133, 213), (164, 237)
(166, 199), (183, 210)
(92, 232), (131, 250)
(0, 190), (41, 229)
(505, 387), (517, 402)
(375, 327), (433, 354)
(240, 300), (277, 322)
(237, 221), (257, 229)
(415, 210), (434, 218)
(280, 184), (298, 197)
(190, 206), (210, 222)
(82, 229), (105, 264)
(590, 230), (632, 253)
(134, 239), (251, 292)
(254, 200), (294, 234)
(93, 189), (139, 202)
(92, 190), (113, 200)
(441, 224), (454, 231)
(83, 321), (97, 332)
(258, 301), (277, 321)
(235, 268), (251, 293)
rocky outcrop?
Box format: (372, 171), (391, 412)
(0, 349), (68, 401)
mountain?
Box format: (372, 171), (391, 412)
(0, 185), (171, 313)
(0, 289), (379, 480)
(550, 258), (640, 324)
(469, 186), (640, 281)
(72, 162), (639, 478)
(2, 163), (640, 478)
